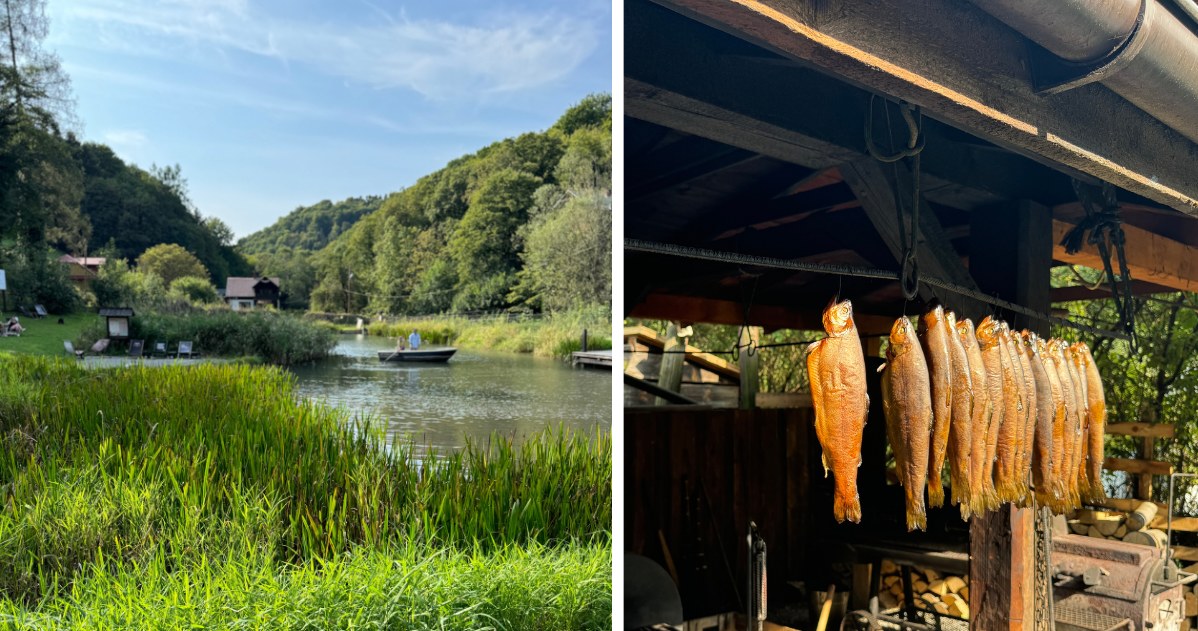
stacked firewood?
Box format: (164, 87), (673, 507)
(877, 560), (970, 620)
(1182, 583), (1198, 631)
(1065, 504), (1167, 547)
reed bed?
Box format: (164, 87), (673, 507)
(366, 308), (612, 359)
(78, 311), (337, 364)
(0, 357), (611, 625)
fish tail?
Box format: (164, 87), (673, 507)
(907, 508), (928, 532)
(959, 500), (971, 521)
(928, 478), (944, 508)
(834, 487), (862, 524)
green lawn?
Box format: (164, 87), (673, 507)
(0, 312), (92, 357)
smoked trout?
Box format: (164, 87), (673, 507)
(994, 324), (1022, 503)
(1051, 341), (1080, 509)
(976, 317), (1006, 509)
(957, 318), (997, 513)
(880, 316), (933, 531)
(1013, 330), (1037, 506)
(1068, 345), (1092, 501)
(1042, 339), (1069, 512)
(808, 299), (869, 523)
(945, 312), (974, 517)
(1024, 333), (1056, 508)
(921, 304), (953, 508)
(1076, 342), (1106, 501)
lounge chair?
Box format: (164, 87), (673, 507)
(128, 339), (145, 358)
(90, 338), (110, 354)
(33, 304), (48, 318)
(63, 340), (84, 359)
(151, 341), (169, 358)
(176, 341), (193, 359)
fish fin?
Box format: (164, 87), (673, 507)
(822, 453), (829, 479)
(877, 362), (887, 373)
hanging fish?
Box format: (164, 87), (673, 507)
(957, 317), (998, 514)
(1012, 328), (1037, 506)
(808, 299), (869, 523)
(921, 304), (953, 508)
(945, 312), (974, 518)
(880, 316), (932, 531)
(975, 317), (1006, 508)
(1024, 333), (1056, 509)
(1075, 342), (1107, 502)
(994, 323), (1023, 503)
(1041, 339), (1069, 513)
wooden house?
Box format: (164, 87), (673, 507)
(224, 277), (281, 311)
(57, 255), (106, 288)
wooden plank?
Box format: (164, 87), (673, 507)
(1050, 280), (1178, 303)
(1103, 457), (1173, 476)
(971, 506), (1035, 630)
(628, 292), (895, 335)
(1053, 219), (1198, 294)
(757, 392), (813, 408)
(1171, 546), (1198, 562)
(624, 324), (741, 379)
(1149, 516), (1198, 533)
(656, 323), (686, 406)
(1105, 422), (1175, 438)
(644, 0), (1198, 214)
(1140, 436), (1156, 500)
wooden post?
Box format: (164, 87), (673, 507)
(657, 322), (685, 406)
(1139, 436), (1155, 500)
(968, 199), (1051, 630)
(738, 326), (760, 409)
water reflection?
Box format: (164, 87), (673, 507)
(288, 335), (611, 452)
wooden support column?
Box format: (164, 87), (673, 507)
(968, 199), (1050, 630)
(1139, 436), (1156, 500)
(657, 322), (685, 406)
(738, 326), (760, 409)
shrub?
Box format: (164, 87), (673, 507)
(169, 275), (220, 304)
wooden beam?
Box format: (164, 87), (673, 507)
(1050, 280), (1178, 302)
(1106, 423), (1175, 438)
(644, 0), (1198, 214)
(1052, 219), (1198, 294)
(1103, 457), (1173, 476)
(628, 292), (895, 335)
(1139, 436), (1156, 500)
(624, 373), (701, 405)
(971, 506), (1035, 630)
(657, 322), (685, 405)
(738, 326), (760, 409)
(841, 158), (987, 320)
(624, 324), (741, 378)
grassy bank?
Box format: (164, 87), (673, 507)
(0, 358), (611, 626)
(78, 310), (337, 364)
(0, 313), (91, 357)
(365, 308), (613, 359)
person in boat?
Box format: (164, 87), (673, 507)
(395, 338), (406, 351)
(408, 329), (421, 350)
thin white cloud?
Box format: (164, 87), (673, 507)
(102, 128), (149, 149)
(50, 0), (599, 99)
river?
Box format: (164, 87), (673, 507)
(288, 334), (612, 452)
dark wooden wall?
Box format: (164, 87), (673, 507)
(625, 407), (813, 618)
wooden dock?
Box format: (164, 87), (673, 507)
(571, 349), (613, 368)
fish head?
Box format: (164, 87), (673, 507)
(888, 316), (917, 357)
(954, 317), (976, 346)
(976, 316), (1001, 348)
(921, 303), (944, 332)
(823, 299), (855, 336)
(1022, 330), (1039, 355)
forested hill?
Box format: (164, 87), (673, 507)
(301, 93), (612, 315)
(237, 196), (382, 256)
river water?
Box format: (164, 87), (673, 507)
(288, 335), (612, 452)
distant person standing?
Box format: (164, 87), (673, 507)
(408, 329), (421, 350)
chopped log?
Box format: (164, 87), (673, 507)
(1124, 528), (1168, 548)
(1068, 520), (1088, 535)
(1175, 546), (1198, 562)
(879, 591), (900, 610)
(1087, 525), (1104, 538)
(1181, 617), (1191, 631)
(923, 568), (942, 582)
(1186, 591), (1197, 617)
(949, 600), (970, 619)
(1078, 509), (1098, 525)
(883, 575), (901, 588)
(881, 559), (898, 575)
(913, 580), (929, 594)
(1091, 497), (1168, 513)
(1115, 524), (1128, 539)
(929, 580), (949, 596)
(960, 585), (969, 601)
(921, 592), (941, 605)
(934, 602), (950, 615)
(1128, 502), (1160, 531)
(945, 576), (967, 594)
(890, 582), (904, 597)
(1096, 515), (1124, 537)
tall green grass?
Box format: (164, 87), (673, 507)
(366, 307), (613, 359)
(0, 357), (611, 624)
(78, 310), (337, 364)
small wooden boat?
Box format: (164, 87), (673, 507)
(377, 347), (457, 363)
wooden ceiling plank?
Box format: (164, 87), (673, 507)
(628, 292), (894, 335)
(1051, 219), (1198, 294)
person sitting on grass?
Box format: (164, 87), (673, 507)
(5, 317), (23, 336)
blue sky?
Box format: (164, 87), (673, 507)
(46, 0), (612, 239)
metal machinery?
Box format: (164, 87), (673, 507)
(1051, 534), (1192, 631)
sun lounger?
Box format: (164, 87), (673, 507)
(128, 339), (145, 358)
(152, 341), (169, 358)
(176, 341), (193, 359)
(90, 339), (110, 354)
(63, 340), (84, 359)
(34, 304), (48, 318)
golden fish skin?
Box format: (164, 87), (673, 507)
(957, 318), (997, 514)
(921, 304), (953, 508)
(994, 324), (1022, 503)
(976, 317), (1006, 511)
(1051, 341), (1080, 509)
(808, 299), (868, 523)
(945, 312), (974, 518)
(1013, 330), (1037, 506)
(881, 316), (932, 531)
(1067, 345), (1092, 501)
(1076, 343), (1106, 501)
(1025, 334), (1056, 508)
(1042, 340), (1069, 512)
